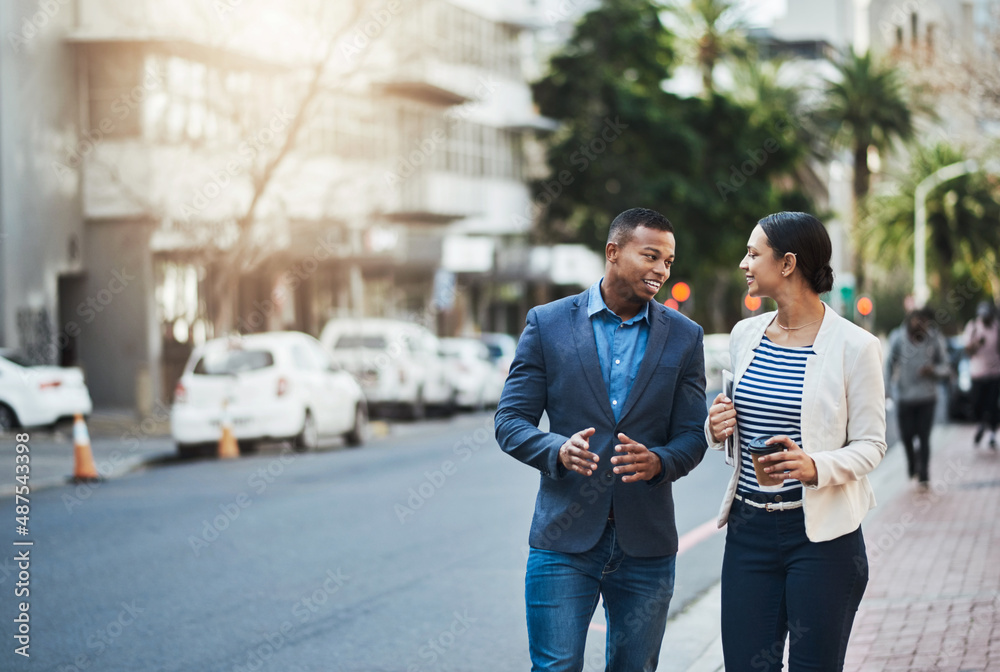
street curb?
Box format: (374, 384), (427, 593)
(660, 582), (724, 671)
(1, 412), (492, 499)
(0, 451), (175, 499)
(1, 406), (477, 500)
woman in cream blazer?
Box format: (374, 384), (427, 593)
(706, 212), (886, 671)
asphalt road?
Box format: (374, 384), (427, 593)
(0, 411), (766, 672)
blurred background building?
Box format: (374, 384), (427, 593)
(1, 0), (997, 413)
(0, 0), (605, 411)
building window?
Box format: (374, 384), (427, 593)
(142, 54), (285, 147)
(308, 97), (527, 182)
(87, 45), (143, 138)
(421, 1), (520, 78)
(309, 95), (393, 162)
(432, 119), (524, 180)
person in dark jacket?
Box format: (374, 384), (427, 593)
(885, 309), (951, 486)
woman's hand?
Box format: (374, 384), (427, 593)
(759, 435), (818, 486)
(708, 393), (736, 443)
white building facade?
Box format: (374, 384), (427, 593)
(1, 0), (590, 411)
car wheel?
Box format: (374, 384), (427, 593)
(409, 390), (426, 421)
(438, 387), (458, 417)
(345, 404), (369, 447)
(0, 404), (18, 433)
(238, 440), (260, 455)
(295, 410), (319, 452)
(176, 443), (201, 459)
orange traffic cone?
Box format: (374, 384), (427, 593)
(217, 400), (239, 459)
(72, 413), (101, 483)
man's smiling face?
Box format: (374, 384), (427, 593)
(605, 225), (675, 308)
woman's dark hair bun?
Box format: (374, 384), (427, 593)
(813, 264), (835, 294)
(758, 212), (834, 296)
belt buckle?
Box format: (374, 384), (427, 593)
(765, 502), (779, 512)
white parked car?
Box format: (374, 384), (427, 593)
(703, 333), (732, 395)
(479, 332), (518, 378)
(439, 338), (504, 410)
(320, 318), (454, 419)
(171, 332), (369, 457)
(0, 351), (93, 431)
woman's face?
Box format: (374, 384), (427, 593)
(740, 225), (784, 298)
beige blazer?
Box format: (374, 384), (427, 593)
(705, 303), (887, 542)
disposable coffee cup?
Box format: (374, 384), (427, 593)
(747, 436), (784, 487)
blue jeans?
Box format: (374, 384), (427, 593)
(525, 519), (676, 672)
(721, 497), (869, 672)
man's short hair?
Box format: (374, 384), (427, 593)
(607, 208), (673, 246)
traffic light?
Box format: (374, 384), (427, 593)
(671, 282), (691, 303)
(665, 282), (691, 312)
(744, 294), (762, 313)
(855, 295), (875, 330)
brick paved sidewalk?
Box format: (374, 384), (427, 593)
(845, 422), (1000, 671)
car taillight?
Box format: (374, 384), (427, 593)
(174, 381), (187, 404)
(38, 380), (62, 391)
(277, 377), (289, 397)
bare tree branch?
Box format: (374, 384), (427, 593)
(205, 0), (390, 331)
(234, 0), (386, 245)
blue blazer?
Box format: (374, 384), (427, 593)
(495, 290), (708, 557)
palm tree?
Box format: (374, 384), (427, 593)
(822, 48), (915, 207)
(730, 58), (828, 205)
(731, 57), (826, 153)
(861, 142), (1000, 304)
(670, 0), (748, 97)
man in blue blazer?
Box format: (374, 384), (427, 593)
(495, 208), (708, 672)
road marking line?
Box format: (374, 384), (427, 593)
(586, 519), (722, 633)
(677, 518), (723, 556)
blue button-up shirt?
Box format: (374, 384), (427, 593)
(587, 279), (651, 422)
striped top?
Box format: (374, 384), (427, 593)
(733, 335), (815, 499)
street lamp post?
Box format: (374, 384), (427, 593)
(913, 159), (998, 307)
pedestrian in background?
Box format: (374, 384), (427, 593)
(495, 207), (708, 672)
(964, 301), (1000, 449)
(706, 212), (886, 671)
(884, 309), (950, 487)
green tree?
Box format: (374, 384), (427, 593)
(669, 0), (749, 97)
(821, 48), (915, 208)
(731, 58), (828, 195)
(861, 142), (1000, 312)
(531, 0), (812, 330)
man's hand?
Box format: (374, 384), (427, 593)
(559, 427), (599, 476)
(611, 433), (662, 483)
